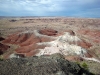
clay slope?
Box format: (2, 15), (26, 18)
(78, 29), (100, 43)
(2, 29), (57, 57)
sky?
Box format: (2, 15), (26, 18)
(0, 0), (100, 18)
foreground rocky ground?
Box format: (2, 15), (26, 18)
(0, 53), (94, 75)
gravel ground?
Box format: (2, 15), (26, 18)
(0, 53), (93, 75)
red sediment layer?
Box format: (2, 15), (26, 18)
(39, 29), (58, 36)
(77, 40), (92, 49)
(78, 29), (100, 43)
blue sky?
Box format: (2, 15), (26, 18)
(0, 0), (100, 18)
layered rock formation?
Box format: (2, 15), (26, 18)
(2, 28), (98, 63)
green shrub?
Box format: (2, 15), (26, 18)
(82, 62), (88, 70)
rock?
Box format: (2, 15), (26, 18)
(65, 30), (75, 36)
(0, 53), (92, 75)
(9, 53), (20, 58)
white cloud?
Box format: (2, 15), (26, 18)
(0, 0), (100, 17)
(0, 0), (64, 11)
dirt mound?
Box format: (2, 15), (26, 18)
(0, 43), (10, 55)
(3, 31), (54, 46)
(2, 32), (29, 44)
(2, 30), (56, 57)
(39, 28), (58, 36)
(62, 30), (92, 49)
(65, 30), (75, 36)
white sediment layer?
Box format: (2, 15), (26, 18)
(36, 32), (86, 56)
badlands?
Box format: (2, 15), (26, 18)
(0, 17), (100, 74)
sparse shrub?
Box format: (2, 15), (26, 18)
(82, 62), (88, 70)
(9, 19), (17, 22)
